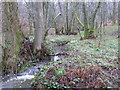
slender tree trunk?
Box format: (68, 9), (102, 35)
(112, 1), (116, 25)
(43, 2), (49, 30)
(43, 2), (49, 40)
(52, 3), (60, 34)
(65, 2), (69, 35)
(68, 3), (78, 34)
(118, 2), (120, 38)
(89, 2), (101, 36)
(34, 2), (44, 51)
(25, 2), (34, 34)
(83, 2), (89, 39)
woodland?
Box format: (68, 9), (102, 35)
(0, 1), (119, 88)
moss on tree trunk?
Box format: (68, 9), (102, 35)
(82, 2), (89, 39)
(89, 2), (101, 37)
(2, 2), (24, 75)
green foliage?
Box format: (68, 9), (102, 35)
(73, 78), (80, 83)
(18, 66), (27, 73)
(52, 76), (57, 81)
(18, 60), (35, 73)
(31, 79), (38, 85)
(55, 68), (66, 76)
(3, 40), (13, 49)
(32, 25), (118, 88)
(69, 81), (76, 85)
(3, 44), (8, 49)
(44, 81), (60, 89)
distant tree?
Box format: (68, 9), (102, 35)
(75, 2), (101, 39)
(89, 2), (101, 37)
(82, 2), (89, 39)
(43, 2), (50, 40)
(65, 2), (69, 35)
(112, 1), (116, 24)
(52, 2), (61, 35)
(43, 2), (49, 30)
(25, 1), (35, 34)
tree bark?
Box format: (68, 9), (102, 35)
(83, 2), (89, 39)
(89, 2), (101, 36)
(2, 2), (24, 74)
(25, 1), (35, 34)
(112, 1), (116, 25)
(34, 2), (44, 51)
(65, 2), (69, 35)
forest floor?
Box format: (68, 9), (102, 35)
(32, 25), (119, 88)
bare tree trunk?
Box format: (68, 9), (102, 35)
(43, 2), (49, 40)
(83, 2), (89, 39)
(25, 2), (34, 34)
(65, 2), (69, 35)
(43, 2), (49, 30)
(112, 1), (116, 25)
(34, 2), (44, 51)
(0, 3), (2, 75)
(52, 3), (59, 34)
(89, 2), (101, 36)
(58, 1), (64, 34)
(68, 3), (77, 34)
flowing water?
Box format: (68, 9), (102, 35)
(1, 44), (67, 88)
(1, 61), (49, 88)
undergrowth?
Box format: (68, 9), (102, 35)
(31, 25), (119, 88)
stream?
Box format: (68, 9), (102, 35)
(1, 61), (49, 88)
(1, 44), (68, 88)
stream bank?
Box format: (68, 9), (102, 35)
(1, 41), (68, 88)
(1, 61), (49, 88)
